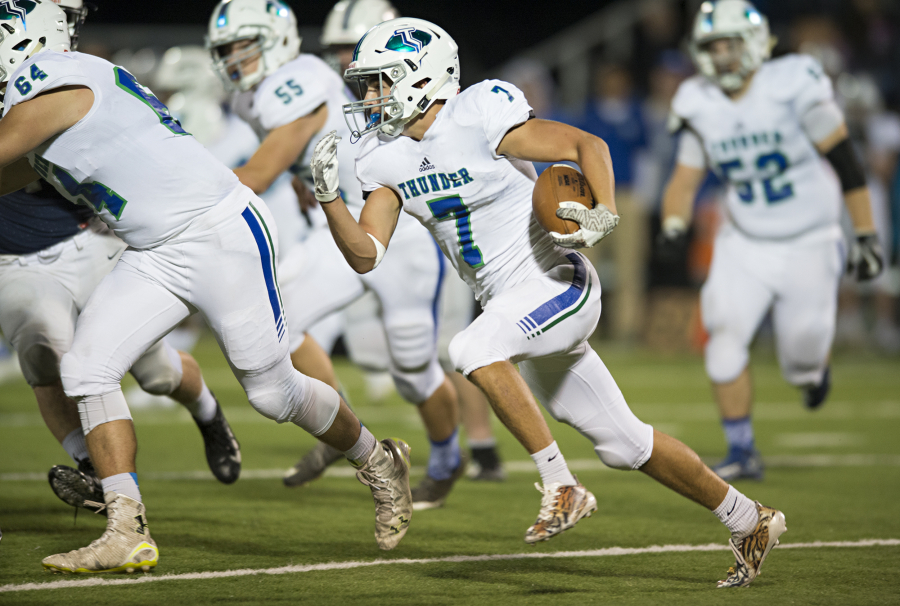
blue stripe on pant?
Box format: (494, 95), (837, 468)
(241, 206), (285, 341)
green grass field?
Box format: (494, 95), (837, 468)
(1, 336), (898, 605)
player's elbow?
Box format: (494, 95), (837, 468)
(349, 256), (376, 274)
(574, 130), (611, 165)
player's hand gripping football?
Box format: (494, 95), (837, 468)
(311, 130), (342, 202)
(848, 233), (884, 281)
(551, 204), (620, 249)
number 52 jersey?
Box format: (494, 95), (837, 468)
(670, 54), (842, 239)
(4, 51), (240, 249)
(354, 79), (564, 304)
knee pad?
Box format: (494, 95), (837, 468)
(77, 390), (133, 434)
(583, 406), (655, 470)
(391, 356), (444, 404)
(704, 331), (749, 384)
(129, 340), (184, 396)
(242, 359), (340, 436)
(385, 319), (435, 372)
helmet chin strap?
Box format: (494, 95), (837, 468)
(26, 41), (46, 59)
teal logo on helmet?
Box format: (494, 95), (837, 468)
(0, 0), (37, 23)
(266, 0), (290, 18)
(385, 27), (431, 53)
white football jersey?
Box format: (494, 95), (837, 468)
(205, 113), (317, 259)
(231, 53), (363, 210)
(5, 51), (240, 249)
(354, 79), (565, 303)
(671, 54), (841, 239)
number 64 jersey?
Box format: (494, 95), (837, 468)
(3, 51), (240, 249)
(671, 54), (842, 239)
(355, 79), (564, 304)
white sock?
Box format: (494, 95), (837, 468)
(531, 441), (577, 486)
(62, 428), (90, 463)
(713, 485), (759, 538)
(183, 381), (217, 424)
(101, 472), (142, 503)
(344, 425), (377, 467)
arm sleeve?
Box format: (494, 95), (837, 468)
(800, 99), (845, 145)
(676, 129), (706, 169)
(476, 80), (534, 158)
(256, 72), (328, 132)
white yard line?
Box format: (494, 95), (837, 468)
(4, 454), (900, 482)
(1, 539), (897, 594)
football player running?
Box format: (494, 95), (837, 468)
(0, 2), (412, 573)
(660, 0), (882, 481)
(207, 0), (467, 509)
(311, 17), (787, 588)
(0, 0), (241, 514)
(322, 0), (506, 483)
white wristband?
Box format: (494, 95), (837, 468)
(368, 233), (386, 269)
(662, 215), (688, 237)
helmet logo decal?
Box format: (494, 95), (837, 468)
(0, 0), (37, 24)
(385, 27), (431, 53)
(215, 0), (230, 28)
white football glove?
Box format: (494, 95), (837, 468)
(311, 130), (341, 202)
(550, 202), (620, 249)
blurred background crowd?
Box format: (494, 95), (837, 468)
(1, 0), (896, 386)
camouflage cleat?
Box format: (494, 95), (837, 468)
(717, 502), (787, 588)
(524, 479), (597, 544)
(48, 460), (105, 514)
(283, 441), (343, 487)
(355, 438), (412, 550)
(411, 453), (468, 511)
(195, 399), (242, 484)
(42, 492), (158, 574)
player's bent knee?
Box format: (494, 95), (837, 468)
(705, 333), (749, 384)
(130, 342), (184, 396)
(243, 361), (340, 436)
(18, 342), (63, 386)
(592, 422), (654, 470)
(391, 357), (444, 404)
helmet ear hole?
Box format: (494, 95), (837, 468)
(12, 39), (30, 51)
(1, 24), (14, 34)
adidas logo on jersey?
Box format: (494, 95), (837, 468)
(419, 157), (436, 172)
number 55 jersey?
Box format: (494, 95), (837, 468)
(670, 53), (841, 240)
(4, 51), (240, 249)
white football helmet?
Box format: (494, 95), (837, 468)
(343, 17), (460, 139)
(51, 0), (87, 50)
(153, 46), (226, 145)
(321, 0), (399, 47)
(689, 0), (771, 92)
(206, 0), (300, 92)
(0, 0), (69, 107)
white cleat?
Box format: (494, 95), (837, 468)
(355, 439), (413, 550)
(42, 492), (158, 574)
(524, 479), (597, 544)
(717, 502), (787, 588)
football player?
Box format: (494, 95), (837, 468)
(207, 0), (467, 509)
(0, 2), (412, 572)
(0, 0), (241, 514)
(310, 16), (787, 588)
(659, 0), (882, 480)
(320, 0), (508, 485)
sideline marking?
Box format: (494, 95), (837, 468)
(1, 539), (897, 593)
(4, 455), (900, 482)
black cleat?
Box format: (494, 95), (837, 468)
(804, 366), (831, 410)
(283, 441), (344, 487)
(195, 397), (242, 484)
(48, 459), (105, 514)
(412, 453), (469, 510)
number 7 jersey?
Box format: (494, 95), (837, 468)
(671, 54), (842, 239)
(354, 79), (565, 304)
(3, 51), (240, 249)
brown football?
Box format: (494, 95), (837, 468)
(532, 164), (596, 235)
